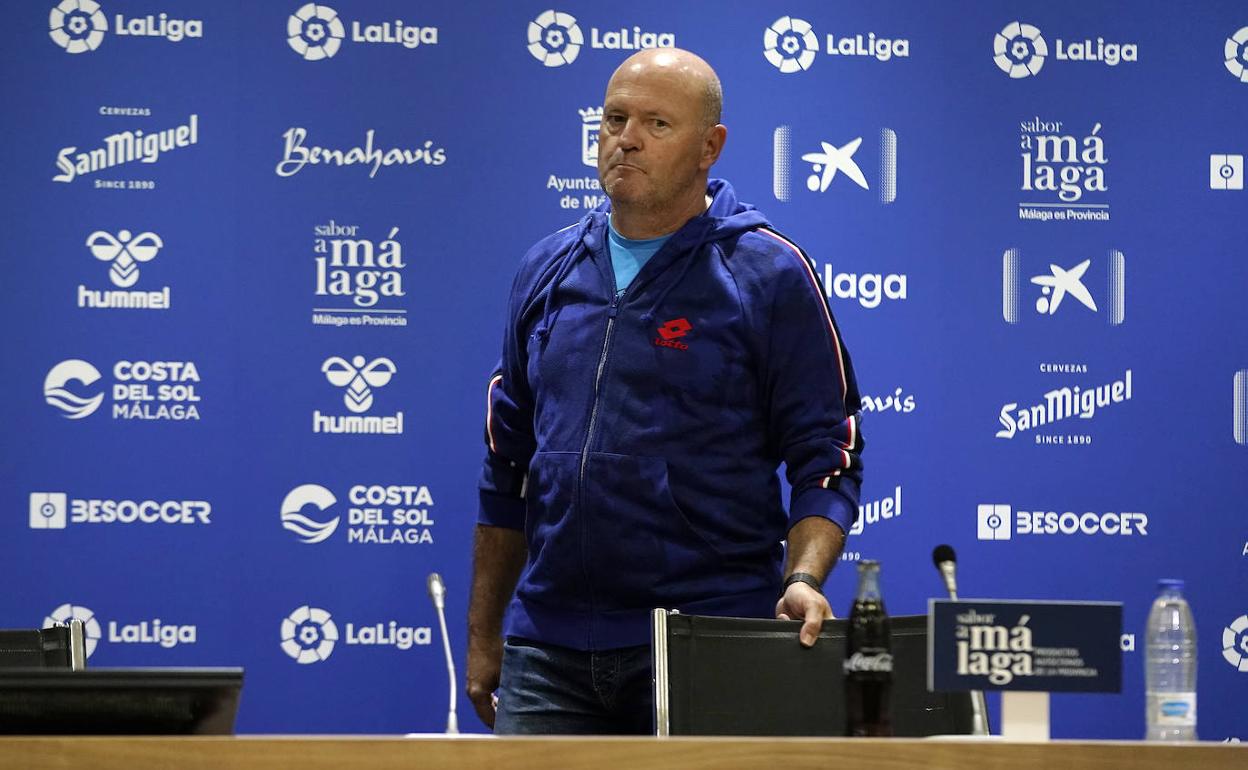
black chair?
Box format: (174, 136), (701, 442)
(651, 610), (974, 736)
(0, 620), (86, 670)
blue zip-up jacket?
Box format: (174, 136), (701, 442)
(479, 179), (864, 651)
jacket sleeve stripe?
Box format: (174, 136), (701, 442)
(486, 373), (503, 453)
(755, 227), (849, 402)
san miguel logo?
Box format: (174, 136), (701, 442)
(653, 317), (692, 350)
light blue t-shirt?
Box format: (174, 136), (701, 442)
(607, 219), (673, 296)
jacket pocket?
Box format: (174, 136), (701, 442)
(517, 451), (587, 610)
(582, 452), (725, 609)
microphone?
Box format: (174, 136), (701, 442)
(930, 545), (989, 737)
(932, 544), (958, 600)
(426, 573), (459, 734)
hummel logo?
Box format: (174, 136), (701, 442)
(654, 317), (692, 350)
(321, 356), (396, 413)
(1031, 259), (1096, 315)
(87, 230), (163, 288)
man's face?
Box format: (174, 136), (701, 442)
(597, 65), (710, 211)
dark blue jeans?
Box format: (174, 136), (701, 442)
(493, 637), (654, 735)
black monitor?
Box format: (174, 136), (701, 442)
(660, 614), (973, 736)
(0, 668), (244, 735)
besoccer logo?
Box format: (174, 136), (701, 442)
(977, 504), (1011, 540)
(287, 3), (345, 61)
(1223, 615), (1248, 672)
(528, 10), (583, 67)
(44, 360), (104, 419)
(994, 21), (1047, 78)
(281, 605), (338, 664)
(43, 603), (102, 658)
(322, 356), (396, 413)
(49, 0), (107, 54)
(763, 16), (817, 73)
(280, 484), (339, 544)
(1226, 27), (1248, 83)
(87, 230), (163, 288)
(29, 493), (68, 529)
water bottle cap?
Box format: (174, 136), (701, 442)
(1157, 578), (1184, 592)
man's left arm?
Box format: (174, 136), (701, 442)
(760, 239), (865, 646)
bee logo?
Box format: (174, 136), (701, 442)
(86, 230), (163, 288)
(321, 356), (396, 413)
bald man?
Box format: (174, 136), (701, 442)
(469, 48), (864, 735)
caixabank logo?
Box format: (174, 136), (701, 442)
(993, 21), (1137, 78)
(310, 222), (407, 328)
(1003, 248), (1125, 326)
(286, 3), (438, 61)
(976, 503), (1148, 541)
(29, 491), (210, 529)
(762, 15), (909, 73)
(280, 482), (435, 545)
(53, 113), (199, 186)
(44, 358), (203, 421)
(44, 603), (196, 659)
(313, 356), (402, 435)
(773, 125), (896, 205)
(526, 9), (674, 68)
(76, 229), (170, 310)
(49, 0), (202, 54)
(280, 605), (431, 664)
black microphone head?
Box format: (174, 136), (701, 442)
(932, 544), (957, 567)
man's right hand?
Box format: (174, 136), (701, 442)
(466, 633), (504, 728)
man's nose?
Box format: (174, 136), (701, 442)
(617, 117), (642, 150)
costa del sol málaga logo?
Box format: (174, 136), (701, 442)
(994, 21), (1047, 78)
(287, 3), (346, 60)
(280, 484), (339, 544)
(49, 0), (107, 53)
(763, 16), (817, 73)
(44, 360), (104, 419)
(1226, 26), (1248, 83)
(44, 603), (102, 657)
(528, 10), (582, 67)
(281, 605), (338, 664)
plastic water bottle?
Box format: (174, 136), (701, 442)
(1145, 579), (1197, 741)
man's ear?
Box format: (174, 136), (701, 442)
(700, 124), (727, 171)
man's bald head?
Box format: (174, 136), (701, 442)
(607, 48), (722, 130)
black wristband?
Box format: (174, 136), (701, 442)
(781, 571), (823, 596)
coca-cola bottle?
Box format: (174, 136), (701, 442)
(845, 559), (893, 736)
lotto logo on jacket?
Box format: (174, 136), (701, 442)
(654, 317), (692, 350)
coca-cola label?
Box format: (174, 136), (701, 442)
(843, 650), (894, 673)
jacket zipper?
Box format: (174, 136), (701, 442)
(577, 290), (622, 648)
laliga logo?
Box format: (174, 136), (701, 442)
(287, 3), (345, 60)
(994, 21), (1047, 78)
(43, 603), (102, 657)
(280, 484), (339, 544)
(44, 360), (104, 419)
(322, 356), (396, 413)
(528, 10), (583, 67)
(87, 230), (162, 288)
(1223, 615), (1248, 672)
(763, 16), (817, 73)
(1225, 27), (1248, 83)
(49, 0), (106, 53)
(281, 605), (338, 664)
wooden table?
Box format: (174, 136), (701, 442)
(0, 735), (1241, 769)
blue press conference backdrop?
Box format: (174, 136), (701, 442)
(1, 0), (1246, 739)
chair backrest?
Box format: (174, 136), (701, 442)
(0, 621), (86, 670)
(652, 611), (974, 737)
